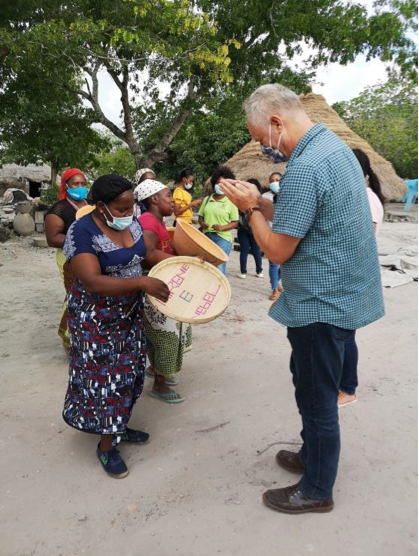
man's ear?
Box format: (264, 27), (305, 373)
(270, 115), (284, 131)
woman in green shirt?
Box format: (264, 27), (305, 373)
(198, 166), (239, 275)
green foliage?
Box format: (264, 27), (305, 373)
(370, 0), (418, 80)
(0, 0), (417, 173)
(333, 74), (418, 178)
(40, 184), (59, 205)
(0, 55), (109, 177)
(89, 137), (137, 180)
(152, 70), (313, 184)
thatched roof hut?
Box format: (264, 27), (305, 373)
(0, 163), (58, 197)
(219, 93), (406, 201)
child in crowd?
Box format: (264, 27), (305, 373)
(237, 178), (264, 279)
(262, 172), (284, 300)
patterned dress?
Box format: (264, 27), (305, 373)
(139, 211), (192, 376)
(62, 214), (146, 436)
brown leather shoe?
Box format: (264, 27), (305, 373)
(263, 484), (334, 514)
(276, 450), (305, 474)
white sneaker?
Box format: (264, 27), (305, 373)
(256, 272), (264, 278)
(237, 273), (247, 279)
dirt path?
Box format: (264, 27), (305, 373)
(0, 221), (417, 556)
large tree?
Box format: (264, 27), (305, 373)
(1, 0), (417, 171)
(0, 68), (108, 184)
(333, 74), (418, 178)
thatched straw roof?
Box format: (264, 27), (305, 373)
(220, 93), (406, 201)
(0, 163), (55, 185)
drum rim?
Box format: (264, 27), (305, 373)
(146, 256), (231, 324)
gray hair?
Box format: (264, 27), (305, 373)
(244, 84), (304, 126)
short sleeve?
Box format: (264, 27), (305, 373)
(367, 189), (384, 224)
(139, 212), (160, 235)
(198, 196), (209, 217)
(46, 200), (76, 232)
(272, 164), (321, 238)
(229, 201), (239, 221)
(173, 188), (183, 203)
(63, 220), (96, 261)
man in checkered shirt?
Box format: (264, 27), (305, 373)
(221, 84), (384, 515)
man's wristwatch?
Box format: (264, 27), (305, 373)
(244, 206), (261, 223)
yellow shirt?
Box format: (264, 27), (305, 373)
(173, 186), (193, 223)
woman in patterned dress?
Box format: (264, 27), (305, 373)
(63, 174), (169, 479)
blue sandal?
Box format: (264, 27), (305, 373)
(149, 391), (185, 404)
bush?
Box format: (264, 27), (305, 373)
(40, 184), (59, 206)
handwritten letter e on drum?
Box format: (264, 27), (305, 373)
(155, 263), (222, 319)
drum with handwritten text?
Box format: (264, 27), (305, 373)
(146, 256), (231, 324)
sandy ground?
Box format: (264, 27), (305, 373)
(0, 219), (417, 556)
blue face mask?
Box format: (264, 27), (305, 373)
(260, 123), (288, 163)
(269, 181), (280, 194)
(214, 184), (224, 196)
(103, 204), (133, 231)
(67, 186), (88, 201)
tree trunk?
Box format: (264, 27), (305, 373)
(144, 81), (198, 168)
(51, 164), (59, 190)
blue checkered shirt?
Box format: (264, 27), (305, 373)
(269, 123), (385, 330)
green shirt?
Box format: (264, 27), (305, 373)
(198, 194), (239, 242)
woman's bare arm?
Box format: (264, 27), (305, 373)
(143, 230), (173, 268)
(45, 214), (66, 248)
(71, 253), (169, 301)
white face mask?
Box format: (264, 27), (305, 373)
(214, 184), (224, 196)
(269, 182), (280, 194)
(103, 204), (132, 231)
(184, 182), (193, 190)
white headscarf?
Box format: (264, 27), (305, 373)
(134, 168), (155, 186)
(134, 179), (168, 202)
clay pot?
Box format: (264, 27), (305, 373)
(13, 213), (35, 236)
(15, 202), (33, 214)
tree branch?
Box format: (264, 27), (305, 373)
(81, 67), (127, 143)
(144, 81), (198, 167)
(117, 65), (143, 167)
(103, 60), (124, 92)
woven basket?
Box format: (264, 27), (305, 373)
(173, 220), (228, 266)
(147, 256), (231, 324)
(76, 205), (96, 220)
(167, 227), (175, 240)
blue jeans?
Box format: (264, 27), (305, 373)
(339, 335), (359, 395)
(206, 233), (232, 275)
(269, 260), (281, 290)
(237, 228), (263, 275)
(287, 323), (356, 500)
